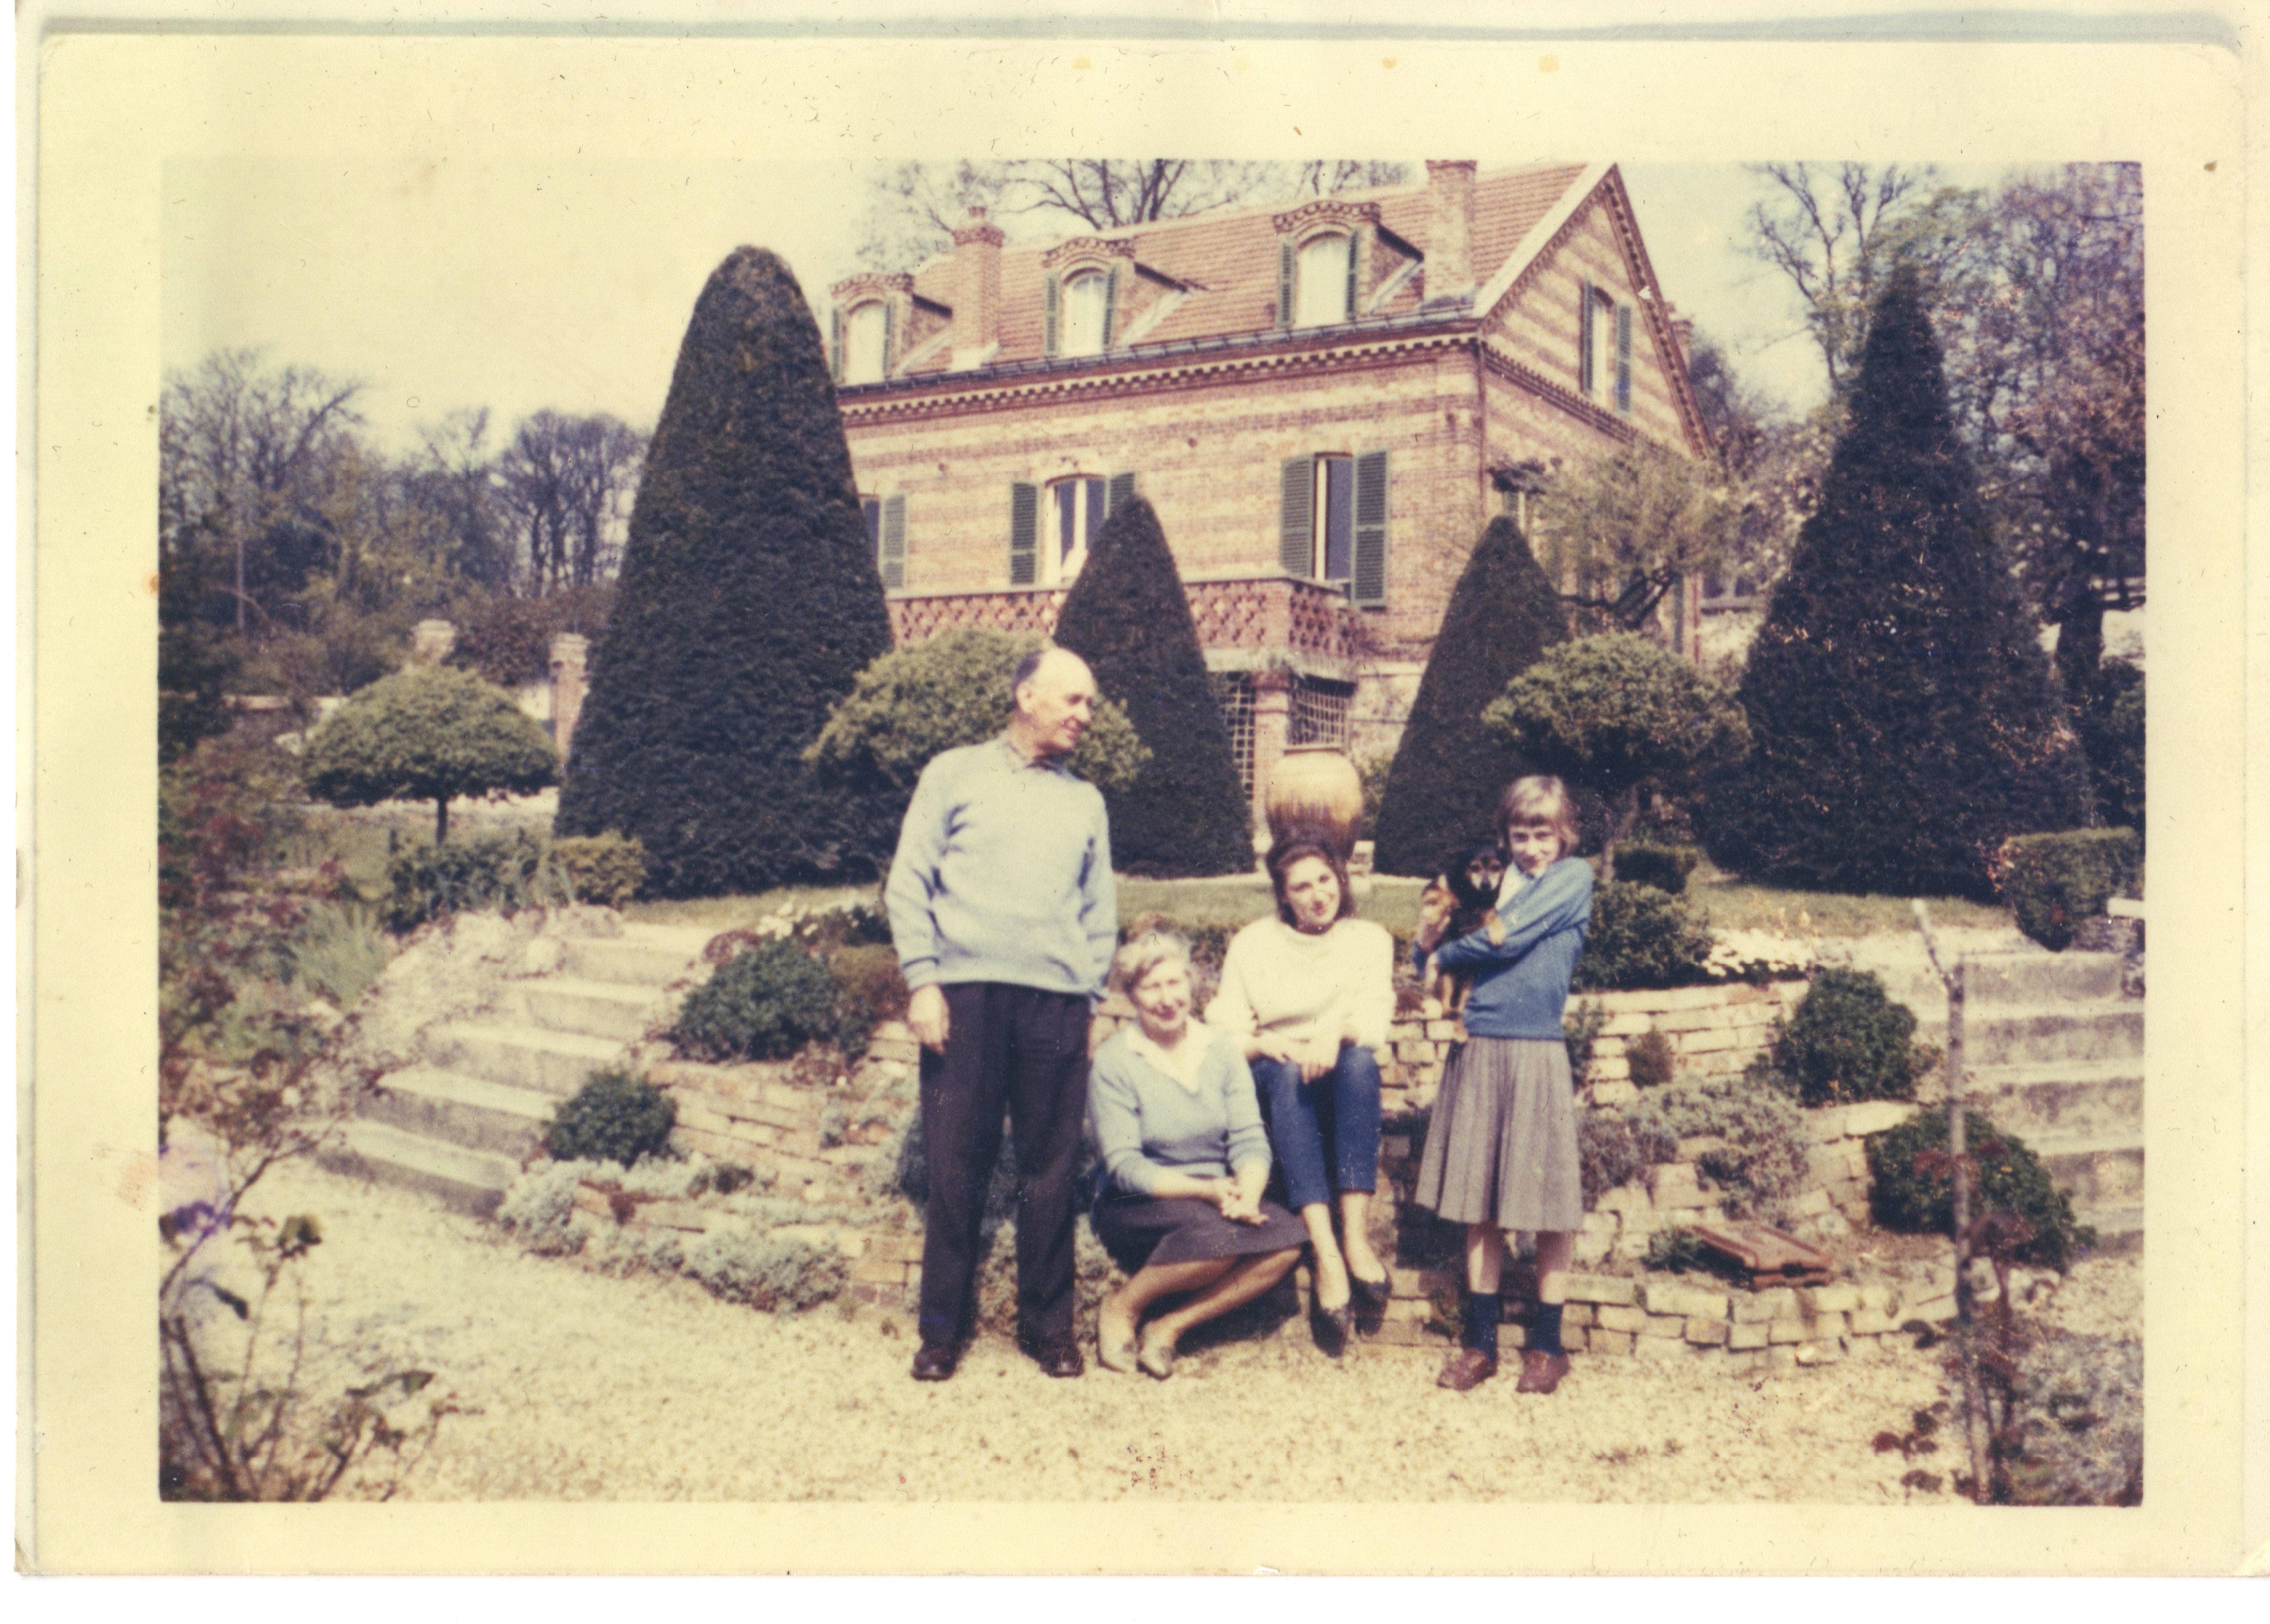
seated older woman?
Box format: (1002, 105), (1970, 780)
(1087, 931), (1308, 1379)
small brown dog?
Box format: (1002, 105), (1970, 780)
(1417, 843), (1507, 1015)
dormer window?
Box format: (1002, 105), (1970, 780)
(843, 301), (890, 385)
(1060, 271), (1111, 356)
(1293, 232), (1356, 328)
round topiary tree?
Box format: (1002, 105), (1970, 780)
(552, 247), (895, 895)
(1482, 630), (1750, 876)
(1050, 495), (1255, 877)
(1371, 514), (1567, 877)
(300, 665), (557, 845)
(1702, 267), (2092, 896)
(804, 628), (1149, 810)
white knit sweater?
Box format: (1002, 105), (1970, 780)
(1203, 916), (1396, 1051)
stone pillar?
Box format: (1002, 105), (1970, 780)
(1249, 666), (1294, 837)
(1423, 160), (1477, 304)
(951, 207), (1005, 370)
(410, 618), (457, 666)
(550, 633), (590, 763)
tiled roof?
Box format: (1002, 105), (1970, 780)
(893, 162), (1591, 371)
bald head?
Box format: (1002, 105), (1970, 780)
(1008, 647), (1097, 761)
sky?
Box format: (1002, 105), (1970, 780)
(162, 156), (2015, 455)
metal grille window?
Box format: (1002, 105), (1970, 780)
(1289, 677), (1354, 749)
(1212, 672), (1256, 796)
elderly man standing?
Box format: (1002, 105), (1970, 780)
(885, 646), (1117, 1381)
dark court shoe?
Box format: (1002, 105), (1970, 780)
(1033, 1341), (1086, 1379)
(1350, 1274), (1392, 1338)
(1515, 1349), (1571, 1395)
(910, 1342), (960, 1382)
(1311, 1299), (1352, 1359)
(1436, 1347), (1498, 1392)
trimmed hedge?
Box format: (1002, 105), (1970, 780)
(301, 666), (557, 846)
(384, 830), (561, 933)
(671, 940), (858, 1062)
(1372, 515), (1566, 877)
(1995, 828), (2142, 952)
(1570, 879), (1714, 992)
(553, 247), (896, 894)
(1050, 496), (1254, 877)
(1866, 1108), (2094, 1270)
(1613, 841), (1699, 894)
(545, 1068), (676, 1167)
(548, 833), (647, 908)
(1768, 967), (1931, 1107)
(1703, 270), (2091, 897)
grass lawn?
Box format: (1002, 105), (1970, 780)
(1684, 857), (2012, 937)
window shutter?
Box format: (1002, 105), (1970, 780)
(1102, 265), (1119, 349)
(1106, 471), (1137, 516)
(1579, 281), (1595, 396)
(881, 301), (897, 378)
(880, 494), (907, 591)
(1279, 457), (1315, 576)
(1351, 450), (1389, 607)
(1277, 240), (1295, 329)
(1615, 303), (1633, 415)
(1009, 482), (1039, 585)
(829, 307), (844, 384)
(1043, 275), (1061, 356)
(1345, 227), (1364, 320)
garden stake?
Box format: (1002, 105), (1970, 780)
(1913, 901), (1990, 1504)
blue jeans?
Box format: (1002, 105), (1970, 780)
(1250, 1046), (1382, 1212)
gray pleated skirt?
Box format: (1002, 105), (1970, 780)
(1413, 1036), (1585, 1232)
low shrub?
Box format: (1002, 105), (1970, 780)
(548, 833), (647, 907)
(1620, 1072), (1811, 1217)
(1613, 841), (1699, 895)
(383, 830), (563, 933)
(683, 1229), (848, 1312)
(1624, 1026), (1676, 1090)
(670, 940), (850, 1061)
(1865, 1108), (2094, 1269)
(288, 899), (392, 1009)
(1562, 998), (1608, 1085)
(1571, 879), (1714, 992)
(544, 1069), (676, 1167)
(1643, 1225), (1712, 1274)
(1995, 828), (2143, 952)
(829, 942), (908, 1055)
(1576, 1111), (1649, 1206)
(1356, 751), (1394, 843)
(1770, 968), (1931, 1107)
(497, 1159), (601, 1255)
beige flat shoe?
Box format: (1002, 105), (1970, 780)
(1098, 1320), (1140, 1376)
(1137, 1326), (1178, 1380)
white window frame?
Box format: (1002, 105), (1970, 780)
(843, 301), (889, 385)
(1059, 271), (1110, 357)
(1045, 475), (1107, 584)
(1311, 454), (1355, 584)
(1294, 232), (1352, 329)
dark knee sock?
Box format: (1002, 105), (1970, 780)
(1462, 1292), (1501, 1357)
(1532, 1302), (1565, 1357)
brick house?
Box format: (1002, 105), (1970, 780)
(829, 160), (1710, 821)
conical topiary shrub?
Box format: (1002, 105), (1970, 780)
(1371, 514), (1567, 876)
(553, 247), (896, 895)
(1702, 268), (2091, 897)
(1050, 496), (1254, 877)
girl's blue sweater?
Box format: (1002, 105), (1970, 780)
(1430, 856), (1594, 1039)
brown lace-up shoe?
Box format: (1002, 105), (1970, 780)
(1435, 1347), (1498, 1392)
(1515, 1349), (1571, 1394)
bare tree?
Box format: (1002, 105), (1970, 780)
(410, 409), (514, 587)
(495, 411), (647, 593)
(854, 158), (1411, 269)
(1530, 439), (1745, 633)
(160, 348), (367, 632)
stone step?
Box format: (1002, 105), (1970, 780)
(426, 1021), (628, 1098)
(562, 928), (711, 989)
(363, 1065), (557, 1159)
(2028, 1133), (2144, 1212)
(1957, 1003), (2143, 1068)
(513, 976), (670, 1044)
(318, 1119), (520, 1217)
(1959, 951), (2126, 1006)
(1963, 1057), (2142, 1140)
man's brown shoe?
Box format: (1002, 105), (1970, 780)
(1435, 1347), (1498, 1392)
(910, 1342), (960, 1382)
(1515, 1349), (1571, 1394)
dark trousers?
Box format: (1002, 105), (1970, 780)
(916, 982), (1092, 1349)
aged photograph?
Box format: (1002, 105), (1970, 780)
(151, 144), (2147, 1507)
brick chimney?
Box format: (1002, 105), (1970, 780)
(1423, 160), (1478, 305)
(950, 207), (1005, 370)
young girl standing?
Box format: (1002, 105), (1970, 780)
(1411, 775), (1594, 1394)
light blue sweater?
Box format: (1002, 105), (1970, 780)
(884, 736), (1117, 999)
(1432, 855), (1594, 1040)
(1087, 1026), (1272, 1197)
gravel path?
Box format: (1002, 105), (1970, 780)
(233, 1159), (2136, 1504)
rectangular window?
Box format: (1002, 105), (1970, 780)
(1615, 303), (1633, 415)
(1317, 456), (1354, 583)
(1290, 676), (1354, 750)
(862, 497), (880, 561)
(1053, 476), (1105, 581)
(1211, 671), (1256, 798)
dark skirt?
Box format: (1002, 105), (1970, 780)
(1413, 1035), (1584, 1231)
(1092, 1191), (1308, 1274)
